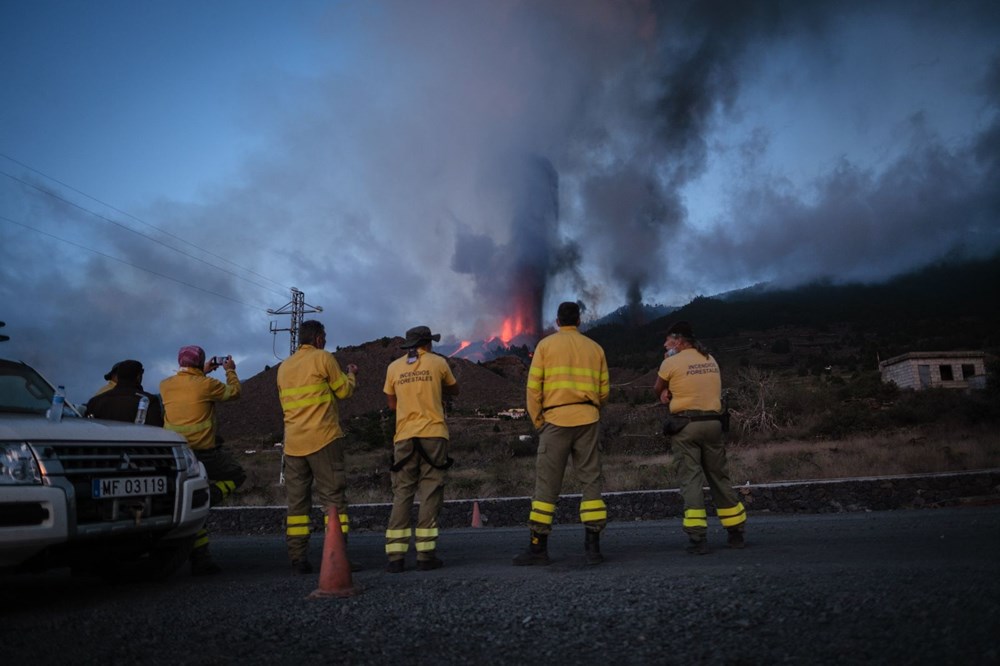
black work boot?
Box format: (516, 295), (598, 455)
(416, 555), (444, 571)
(343, 533), (364, 572)
(685, 536), (709, 555)
(385, 559), (405, 574)
(513, 531), (550, 566)
(727, 527), (746, 549)
(584, 530), (604, 565)
(190, 546), (222, 576)
(290, 558), (312, 575)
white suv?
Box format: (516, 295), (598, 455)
(0, 358), (210, 581)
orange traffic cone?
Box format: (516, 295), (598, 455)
(471, 501), (482, 528)
(308, 506), (361, 599)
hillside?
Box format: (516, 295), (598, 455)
(216, 337), (527, 441)
(588, 251), (1000, 377)
(216, 252), (1000, 443)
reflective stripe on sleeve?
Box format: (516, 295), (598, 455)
(165, 419), (212, 434)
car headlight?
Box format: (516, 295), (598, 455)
(0, 442), (42, 485)
(180, 445), (204, 479)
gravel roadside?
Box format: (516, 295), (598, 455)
(5, 507), (999, 665)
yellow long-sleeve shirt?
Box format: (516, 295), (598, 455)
(526, 326), (609, 429)
(277, 345), (356, 456)
(160, 367), (241, 450)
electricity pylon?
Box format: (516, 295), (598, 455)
(268, 287), (322, 356)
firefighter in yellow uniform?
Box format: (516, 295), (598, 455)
(654, 320), (747, 554)
(514, 301), (610, 566)
(277, 320), (357, 574)
(383, 326), (459, 573)
(160, 345), (244, 575)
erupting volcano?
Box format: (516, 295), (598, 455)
(443, 294), (541, 362)
(446, 154), (560, 362)
(496, 285), (541, 344)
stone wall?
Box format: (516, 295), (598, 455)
(878, 352), (987, 390)
(207, 469), (1000, 535)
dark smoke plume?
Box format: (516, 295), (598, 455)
(452, 154), (561, 340)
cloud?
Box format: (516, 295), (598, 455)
(685, 65), (1000, 288)
(2, 0), (999, 401)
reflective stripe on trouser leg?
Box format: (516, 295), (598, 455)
(415, 527), (438, 554)
(286, 514), (311, 537)
(412, 437), (448, 561)
(305, 440), (350, 535)
(531, 422), (574, 536)
(670, 422), (710, 537)
(385, 528), (412, 558)
(683, 508), (708, 530)
(193, 528), (209, 552)
(323, 512), (350, 534)
(579, 498), (607, 531)
(209, 479), (237, 505)
(529, 500), (556, 530)
(717, 502), (747, 528)
(286, 514), (310, 560)
(387, 439), (418, 560)
(196, 446), (246, 507)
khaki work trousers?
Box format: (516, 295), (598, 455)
(385, 438), (448, 562)
(194, 446), (246, 507)
(191, 446), (246, 557)
(670, 420), (746, 538)
(529, 421), (606, 535)
(284, 440), (348, 562)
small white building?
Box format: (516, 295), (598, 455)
(879, 351), (987, 390)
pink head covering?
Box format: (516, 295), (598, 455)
(178, 345), (205, 368)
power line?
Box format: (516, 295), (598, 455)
(0, 213), (269, 311)
(1, 167), (288, 299)
(0, 154), (291, 297)
(268, 287), (323, 357)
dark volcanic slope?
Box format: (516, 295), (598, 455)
(216, 338), (526, 441)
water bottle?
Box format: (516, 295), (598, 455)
(135, 395), (150, 425)
(48, 385), (66, 423)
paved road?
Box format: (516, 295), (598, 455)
(3, 506), (999, 665)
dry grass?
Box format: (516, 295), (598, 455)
(224, 421), (999, 506)
(732, 426), (999, 484)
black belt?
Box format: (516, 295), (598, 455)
(542, 399), (596, 412)
(390, 439), (454, 472)
(673, 411), (725, 421)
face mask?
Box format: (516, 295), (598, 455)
(666, 348), (678, 357)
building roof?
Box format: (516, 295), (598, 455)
(879, 351), (985, 369)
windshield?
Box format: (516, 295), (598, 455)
(0, 359), (76, 417)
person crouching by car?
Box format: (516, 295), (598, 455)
(160, 345), (245, 575)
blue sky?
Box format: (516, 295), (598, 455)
(1, 0), (998, 403)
